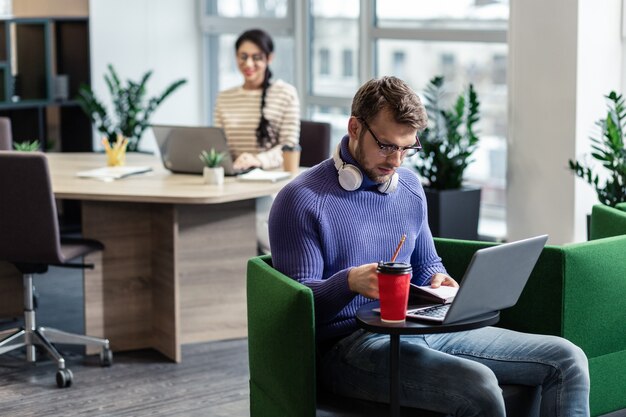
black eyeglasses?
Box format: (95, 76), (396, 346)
(238, 53), (266, 64)
(359, 118), (422, 157)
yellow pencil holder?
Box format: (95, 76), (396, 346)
(105, 147), (126, 166)
(103, 136), (128, 166)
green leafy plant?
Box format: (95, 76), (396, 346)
(414, 76), (480, 190)
(77, 64), (187, 152)
(13, 140), (40, 152)
(199, 148), (226, 168)
(568, 91), (626, 207)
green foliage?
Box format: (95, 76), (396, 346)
(13, 140), (40, 152)
(414, 76), (481, 190)
(77, 64), (187, 152)
(568, 91), (626, 207)
(199, 148), (226, 168)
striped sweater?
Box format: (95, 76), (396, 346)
(268, 136), (447, 341)
(214, 79), (300, 169)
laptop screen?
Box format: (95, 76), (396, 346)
(152, 125), (239, 175)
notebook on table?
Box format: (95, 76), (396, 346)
(152, 124), (252, 176)
(76, 166), (153, 181)
(406, 234), (548, 324)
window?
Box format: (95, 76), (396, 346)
(342, 49), (354, 77)
(201, 0), (296, 124)
(373, 1), (509, 240)
(207, 0), (288, 18)
(320, 48), (331, 75)
(200, 0), (510, 239)
(310, 0), (360, 98)
(375, 0), (508, 31)
(491, 53), (507, 85)
(440, 53), (456, 81)
(392, 51), (406, 79)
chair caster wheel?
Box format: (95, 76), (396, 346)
(100, 348), (113, 367)
(56, 368), (73, 388)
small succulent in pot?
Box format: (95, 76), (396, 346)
(199, 148), (226, 168)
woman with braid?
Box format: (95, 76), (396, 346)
(214, 29), (300, 171)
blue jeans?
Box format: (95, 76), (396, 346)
(319, 327), (590, 417)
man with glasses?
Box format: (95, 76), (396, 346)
(268, 76), (589, 416)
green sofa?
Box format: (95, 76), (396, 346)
(435, 204), (626, 416)
(590, 202), (626, 240)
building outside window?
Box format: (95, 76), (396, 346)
(392, 51), (406, 80)
(342, 49), (354, 77)
(320, 48), (331, 75)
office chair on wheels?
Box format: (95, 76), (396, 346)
(0, 151), (112, 388)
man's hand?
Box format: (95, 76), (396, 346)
(347, 263), (380, 299)
(233, 152), (262, 170)
(429, 273), (459, 288)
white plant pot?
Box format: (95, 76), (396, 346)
(203, 166), (224, 185)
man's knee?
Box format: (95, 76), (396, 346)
(464, 367), (506, 416)
(435, 363), (505, 417)
(557, 339), (590, 385)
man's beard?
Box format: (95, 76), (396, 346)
(354, 141), (394, 184)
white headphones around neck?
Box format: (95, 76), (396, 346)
(332, 144), (398, 194)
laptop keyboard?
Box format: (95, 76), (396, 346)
(409, 304), (450, 319)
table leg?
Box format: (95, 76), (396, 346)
(390, 334), (400, 417)
(82, 199), (256, 363)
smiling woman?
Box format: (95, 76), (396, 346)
(213, 28), (300, 171)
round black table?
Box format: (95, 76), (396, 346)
(356, 301), (500, 417)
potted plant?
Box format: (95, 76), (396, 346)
(199, 148), (226, 185)
(414, 76), (482, 240)
(13, 140), (41, 152)
(568, 91), (626, 239)
(568, 91), (626, 208)
(77, 64), (187, 152)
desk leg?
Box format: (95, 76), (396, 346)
(390, 334), (400, 417)
(82, 199), (257, 363)
(82, 201), (163, 357)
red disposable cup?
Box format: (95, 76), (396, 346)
(377, 262), (412, 323)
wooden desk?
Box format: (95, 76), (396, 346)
(1, 153), (292, 362)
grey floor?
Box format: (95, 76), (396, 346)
(0, 267), (250, 416)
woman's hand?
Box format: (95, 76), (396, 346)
(233, 152), (262, 170)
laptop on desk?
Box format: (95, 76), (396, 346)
(407, 234), (548, 324)
(152, 124), (250, 176)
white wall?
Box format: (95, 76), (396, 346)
(508, 0), (622, 244)
(89, 0), (203, 152)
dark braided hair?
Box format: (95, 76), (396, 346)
(235, 29), (277, 149)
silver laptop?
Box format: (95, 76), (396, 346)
(407, 235), (548, 324)
(152, 125), (248, 176)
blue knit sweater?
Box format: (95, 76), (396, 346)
(268, 136), (447, 341)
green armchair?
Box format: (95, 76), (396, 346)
(247, 255), (316, 417)
(247, 256), (540, 417)
(434, 204), (626, 416)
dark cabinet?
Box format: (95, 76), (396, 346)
(0, 17), (92, 152)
